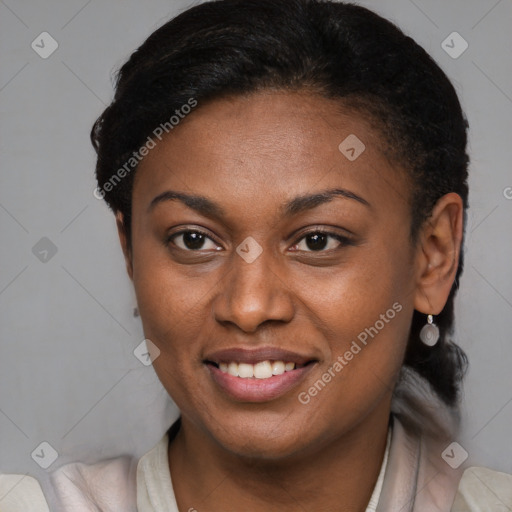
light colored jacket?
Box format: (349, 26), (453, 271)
(1, 369), (511, 511)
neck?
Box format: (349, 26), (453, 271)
(168, 403), (390, 512)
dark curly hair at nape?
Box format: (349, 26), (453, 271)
(91, 0), (469, 408)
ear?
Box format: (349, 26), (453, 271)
(115, 211), (133, 281)
(413, 192), (464, 315)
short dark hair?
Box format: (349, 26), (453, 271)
(92, 0), (469, 407)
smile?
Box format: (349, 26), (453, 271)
(203, 348), (317, 402)
(215, 360), (306, 379)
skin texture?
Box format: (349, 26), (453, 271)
(116, 91), (463, 511)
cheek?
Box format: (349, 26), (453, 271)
(134, 268), (209, 354)
(129, 232), (242, 427)
(134, 268), (209, 411)
(293, 243), (413, 393)
(292, 270), (411, 439)
(130, 241), (223, 401)
(294, 243), (412, 339)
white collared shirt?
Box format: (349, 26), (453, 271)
(1, 425), (511, 511)
(136, 426), (392, 512)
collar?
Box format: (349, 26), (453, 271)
(136, 417), (412, 512)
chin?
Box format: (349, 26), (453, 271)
(222, 433), (306, 461)
(204, 411), (320, 461)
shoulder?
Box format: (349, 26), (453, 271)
(50, 454), (138, 510)
(0, 474), (49, 511)
(0, 428), (174, 512)
(0, 454), (138, 512)
(452, 466), (512, 511)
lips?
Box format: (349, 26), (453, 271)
(204, 347), (314, 366)
(204, 347), (318, 402)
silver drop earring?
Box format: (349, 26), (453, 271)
(420, 314), (439, 346)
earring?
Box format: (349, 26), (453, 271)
(420, 314), (439, 346)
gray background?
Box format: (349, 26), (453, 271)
(0, 0), (511, 489)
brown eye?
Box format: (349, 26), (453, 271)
(291, 231), (351, 252)
(167, 230), (220, 251)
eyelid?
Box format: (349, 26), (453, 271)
(166, 227), (222, 251)
(289, 224), (355, 243)
(290, 228), (354, 252)
(166, 226), (354, 254)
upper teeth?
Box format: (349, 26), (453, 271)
(218, 360), (296, 379)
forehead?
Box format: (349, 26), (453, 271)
(133, 91), (409, 221)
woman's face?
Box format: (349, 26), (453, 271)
(126, 91), (419, 459)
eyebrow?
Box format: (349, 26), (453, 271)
(147, 187), (371, 220)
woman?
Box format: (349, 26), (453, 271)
(1, 0), (511, 510)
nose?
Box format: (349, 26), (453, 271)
(213, 248), (295, 333)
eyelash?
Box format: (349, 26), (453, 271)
(166, 228), (353, 253)
(290, 230), (353, 252)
